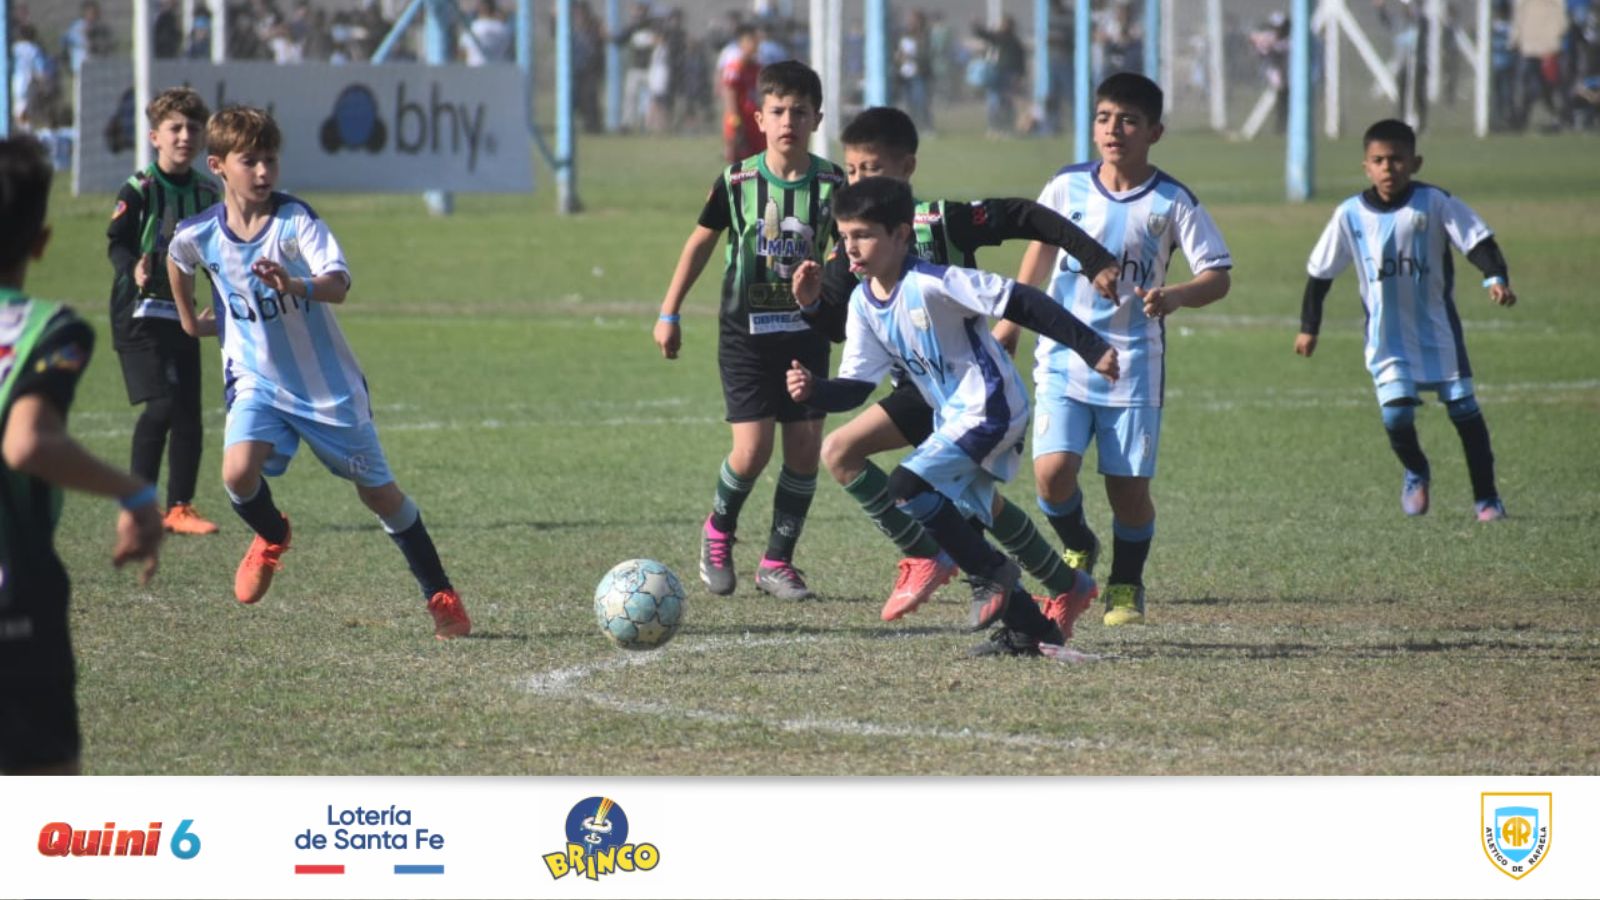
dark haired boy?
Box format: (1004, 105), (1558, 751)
(789, 177), (1118, 657)
(999, 72), (1234, 628)
(654, 60), (845, 602)
(1, 136), (164, 774)
(108, 86), (221, 536)
(1297, 118), (1515, 521)
(805, 105), (1120, 628)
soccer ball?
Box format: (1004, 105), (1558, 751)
(594, 559), (686, 650)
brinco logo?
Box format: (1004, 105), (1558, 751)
(321, 85), (387, 154)
(543, 797), (660, 881)
(37, 819), (202, 859)
(1481, 792), (1551, 880)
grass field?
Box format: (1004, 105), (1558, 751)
(27, 127), (1600, 775)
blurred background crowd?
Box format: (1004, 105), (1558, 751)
(10, 0), (1599, 152)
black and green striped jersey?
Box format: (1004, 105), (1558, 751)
(806, 196), (1120, 343)
(0, 292), (93, 649)
(696, 152), (846, 340)
(107, 163), (220, 345)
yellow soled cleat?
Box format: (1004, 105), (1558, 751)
(1102, 583), (1147, 627)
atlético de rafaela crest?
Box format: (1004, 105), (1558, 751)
(1147, 212), (1170, 238)
(1480, 792), (1550, 880)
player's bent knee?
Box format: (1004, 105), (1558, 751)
(1381, 402), (1417, 430)
(1445, 396), (1481, 421)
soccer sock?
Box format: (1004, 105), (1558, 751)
(899, 490), (1006, 577)
(226, 478), (289, 544)
(709, 457), (756, 535)
(991, 497), (1076, 596)
(1381, 403), (1430, 479)
(999, 585), (1057, 638)
(764, 466), (816, 563)
(1108, 517), (1155, 587)
(842, 461), (943, 558)
(130, 398), (172, 491)
(379, 496), (452, 598)
(1447, 398), (1499, 502)
(165, 398), (202, 506)
(1039, 489), (1096, 553)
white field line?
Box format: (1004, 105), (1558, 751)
(68, 379), (1600, 440)
(522, 634), (1110, 753)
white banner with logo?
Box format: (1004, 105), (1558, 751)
(74, 60), (533, 195)
(0, 777), (1594, 898)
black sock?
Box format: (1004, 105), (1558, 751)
(387, 512), (452, 598)
(231, 479), (288, 544)
(904, 492), (1005, 576)
(1040, 490), (1096, 552)
(165, 400), (202, 506)
(999, 586), (1056, 637)
(1108, 518), (1155, 587)
(130, 399), (171, 490)
(1450, 411), (1499, 502)
(1385, 424), (1431, 479)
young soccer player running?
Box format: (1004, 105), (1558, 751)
(654, 61), (845, 601)
(802, 106), (1119, 627)
(1296, 118), (1515, 521)
(1, 137), (164, 774)
(998, 73), (1233, 628)
(788, 177), (1119, 657)
(166, 106), (470, 639)
(107, 87), (222, 536)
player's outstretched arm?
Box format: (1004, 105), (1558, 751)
(789, 359), (876, 412)
(252, 259), (349, 304)
(655, 225), (721, 360)
(956, 198), (1120, 301)
(167, 259), (216, 337)
(1002, 283), (1115, 381)
(3, 395), (162, 584)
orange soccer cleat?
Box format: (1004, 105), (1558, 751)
(234, 518), (290, 604)
(163, 502), (220, 535)
(427, 589), (472, 640)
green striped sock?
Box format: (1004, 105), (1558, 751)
(842, 461), (942, 558)
(710, 458), (757, 534)
(765, 466), (817, 562)
(991, 496), (1075, 596)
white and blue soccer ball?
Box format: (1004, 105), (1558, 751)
(594, 559), (686, 650)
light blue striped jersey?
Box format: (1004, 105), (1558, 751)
(837, 259), (1031, 478)
(168, 193), (366, 425)
(1306, 183), (1491, 390)
(1033, 162), (1231, 407)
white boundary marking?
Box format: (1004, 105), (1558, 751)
(521, 634), (1111, 753)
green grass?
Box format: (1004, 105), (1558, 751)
(29, 128), (1600, 775)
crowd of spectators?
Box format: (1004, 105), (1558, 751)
(11, 0), (1600, 145)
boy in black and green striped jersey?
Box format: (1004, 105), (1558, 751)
(654, 61), (844, 602)
(798, 106), (1120, 634)
(106, 87), (221, 536)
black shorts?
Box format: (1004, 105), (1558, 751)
(877, 380), (935, 446)
(0, 610), (78, 772)
(718, 331), (829, 424)
(116, 318), (201, 406)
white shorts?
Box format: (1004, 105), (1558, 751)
(901, 434), (1008, 527)
(1033, 395), (1161, 479)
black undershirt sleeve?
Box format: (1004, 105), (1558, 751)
(695, 175), (731, 231)
(1465, 236), (1509, 283)
(805, 377), (877, 412)
(1001, 283), (1111, 365)
(106, 184), (145, 276)
(945, 198), (1119, 278)
(1300, 277), (1334, 335)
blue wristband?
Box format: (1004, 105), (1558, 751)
(1482, 276), (1506, 288)
(658, 313), (680, 323)
(119, 484), (158, 510)
(302, 278), (314, 301)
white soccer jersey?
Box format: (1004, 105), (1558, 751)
(1307, 183), (1492, 390)
(1033, 162), (1232, 407)
(169, 193), (367, 425)
(837, 260), (1032, 479)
